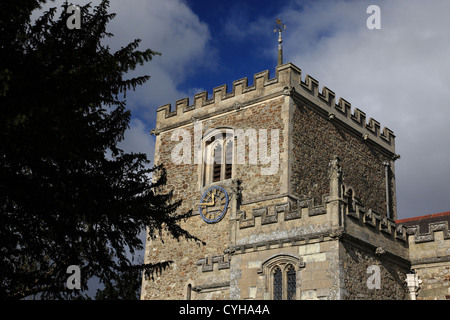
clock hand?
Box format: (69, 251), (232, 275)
(199, 194), (215, 206)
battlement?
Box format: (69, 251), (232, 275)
(397, 212), (450, 244)
(397, 212), (450, 268)
(344, 197), (407, 243)
(154, 62), (395, 153)
(238, 195), (328, 229)
(195, 255), (230, 273)
(234, 193), (407, 241)
(155, 67), (282, 129)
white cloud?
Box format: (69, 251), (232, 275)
(278, 0), (450, 218)
(106, 0), (216, 114)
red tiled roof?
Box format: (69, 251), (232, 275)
(396, 211), (450, 224)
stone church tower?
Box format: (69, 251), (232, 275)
(140, 62), (413, 300)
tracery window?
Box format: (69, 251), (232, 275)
(202, 129), (234, 186)
(270, 264), (297, 300)
(260, 254), (304, 300)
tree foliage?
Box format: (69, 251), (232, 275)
(94, 263), (142, 300)
(0, 0), (202, 299)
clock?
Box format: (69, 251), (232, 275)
(199, 186), (229, 223)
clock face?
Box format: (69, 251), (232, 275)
(199, 186), (229, 223)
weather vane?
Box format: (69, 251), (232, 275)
(274, 19), (286, 66)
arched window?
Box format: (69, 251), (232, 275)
(259, 254), (305, 300)
(270, 263), (298, 300)
(202, 129), (234, 186)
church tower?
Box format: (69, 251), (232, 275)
(140, 62), (411, 300)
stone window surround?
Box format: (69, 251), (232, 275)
(201, 127), (235, 187)
(258, 253), (306, 300)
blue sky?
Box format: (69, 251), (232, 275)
(38, 0), (450, 219)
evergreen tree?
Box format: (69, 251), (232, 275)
(0, 0), (202, 299)
(94, 261), (143, 300)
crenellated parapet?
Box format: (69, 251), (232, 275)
(344, 200), (407, 243)
(153, 63), (395, 154)
(295, 72), (395, 153)
(406, 221), (450, 244)
(400, 214), (450, 244)
(155, 68), (281, 131)
(195, 254), (230, 273)
(398, 212), (450, 266)
(238, 195), (328, 229)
